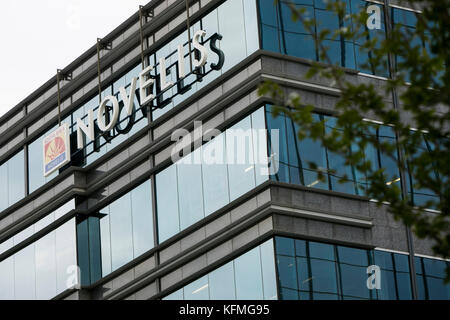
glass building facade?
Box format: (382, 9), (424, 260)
(0, 151), (25, 212)
(163, 239), (277, 300)
(0, 0), (436, 211)
(258, 0), (389, 76)
(0, 0), (447, 301)
(0, 218), (77, 300)
(162, 236), (449, 300)
(156, 107), (268, 243)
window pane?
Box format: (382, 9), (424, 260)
(209, 262), (236, 300)
(131, 181), (154, 258)
(35, 232), (57, 300)
(394, 254), (410, 273)
(310, 259), (338, 294)
(261, 25), (281, 53)
(260, 239), (278, 300)
(252, 107), (270, 186)
(278, 255), (298, 290)
(14, 245), (36, 300)
(226, 117), (257, 201)
(218, 0), (248, 72)
(156, 165), (180, 243)
(396, 272), (412, 300)
(8, 151), (25, 206)
(297, 257), (311, 292)
(340, 264), (370, 299)
(202, 134), (230, 215)
(234, 247), (264, 299)
(295, 239), (307, 257)
(0, 163), (8, 211)
(100, 213), (112, 276)
(298, 115), (328, 190)
(325, 117), (357, 195)
(0, 257), (15, 300)
(177, 150), (205, 230)
(55, 219), (78, 293)
(109, 193), (134, 271)
(276, 237), (295, 256)
(309, 242), (335, 260)
(427, 277), (450, 300)
(243, 0), (260, 55)
(281, 288), (299, 300)
(259, 0), (278, 26)
(378, 270), (397, 300)
(338, 246), (368, 266)
(162, 239), (276, 300)
(374, 250), (394, 271)
(184, 276), (210, 300)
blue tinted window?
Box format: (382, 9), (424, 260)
(309, 242), (335, 260)
(340, 264), (370, 299)
(274, 237), (418, 300)
(266, 105), (406, 200)
(396, 272), (413, 300)
(296, 257), (311, 291)
(276, 237), (295, 256)
(374, 250), (394, 271)
(338, 246), (368, 266)
(406, 135), (440, 208)
(266, 111), (289, 184)
(310, 259), (338, 294)
(295, 239), (307, 257)
(277, 255), (298, 290)
(374, 251), (412, 300)
(260, 240), (278, 300)
(378, 270), (397, 300)
(259, 0), (386, 75)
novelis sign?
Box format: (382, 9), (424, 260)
(43, 30), (225, 176)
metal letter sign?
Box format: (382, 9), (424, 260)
(43, 123), (71, 177)
(42, 31), (224, 177)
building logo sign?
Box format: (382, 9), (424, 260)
(42, 30), (224, 177)
(43, 123), (71, 177)
(75, 30), (224, 150)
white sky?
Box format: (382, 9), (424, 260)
(0, 0), (145, 118)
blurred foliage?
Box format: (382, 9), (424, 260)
(258, 0), (450, 281)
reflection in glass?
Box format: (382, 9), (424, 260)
(0, 219), (77, 300)
(163, 239), (277, 300)
(98, 181), (154, 277)
(156, 108), (268, 243)
(415, 256), (450, 300)
(0, 199), (76, 255)
(275, 236), (419, 300)
(0, 150), (26, 212)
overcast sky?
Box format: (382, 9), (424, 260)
(0, 0), (145, 118)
